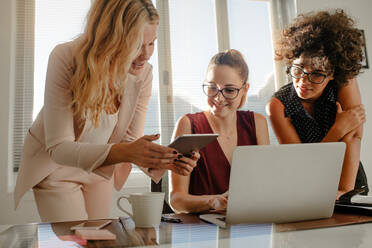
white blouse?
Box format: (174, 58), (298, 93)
(79, 111), (119, 144)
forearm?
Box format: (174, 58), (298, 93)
(102, 143), (131, 166)
(170, 192), (215, 214)
(338, 136), (361, 192)
(321, 124), (345, 142)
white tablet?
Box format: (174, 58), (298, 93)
(168, 134), (219, 155)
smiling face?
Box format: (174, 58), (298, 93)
(130, 23), (158, 76)
(291, 56), (334, 101)
(205, 65), (248, 117)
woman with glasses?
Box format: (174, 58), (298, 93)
(266, 9), (368, 199)
(170, 49), (270, 213)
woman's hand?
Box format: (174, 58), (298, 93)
(208, 191), (228, 211)
(334, 102), (365, 138)
(171, 150), (201, 176)
(336, 190), (348, 201)
(120, 134), (179, 170)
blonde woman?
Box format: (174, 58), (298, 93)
(14, 0), (198, 222)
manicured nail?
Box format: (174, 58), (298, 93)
(178, 155), (183, 159)
(173, 151), (177, 154)
(174, 159), (177, 162)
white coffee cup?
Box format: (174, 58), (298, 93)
(117, 192), (165, 228)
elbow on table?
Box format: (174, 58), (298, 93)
(170, 191), (187, 214)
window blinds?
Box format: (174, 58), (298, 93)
(13, 0), (34, 171)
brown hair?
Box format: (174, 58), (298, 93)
(207, 49), (249, 108)
(70, 0), (158, 127)
(275, 9), (364, 88)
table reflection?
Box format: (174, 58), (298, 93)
(0, 224), (37, 248)
(121, 217), (272, 247)
(38, 223), (86, 248)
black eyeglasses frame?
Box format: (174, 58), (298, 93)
(287, 65), (328, 84)
(202, 84), (246, 100)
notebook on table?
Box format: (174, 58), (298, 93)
(200, 143), (346, 228)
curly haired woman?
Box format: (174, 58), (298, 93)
(266, 9), (368, 199)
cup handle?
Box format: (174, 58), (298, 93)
(117, 196), (133, 218)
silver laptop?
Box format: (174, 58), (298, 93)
(200, 142), (346, 227)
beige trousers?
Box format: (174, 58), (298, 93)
(33, 166), (114, 223)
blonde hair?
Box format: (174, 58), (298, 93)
(70, 0), (158, 127)
(207, 49), (249, 108)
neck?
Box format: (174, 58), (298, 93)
(205, 110), (237, 134)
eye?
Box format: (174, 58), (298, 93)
(207, 85), (217, 90)
(224, 88), (236, 93)
(292, 67), (302, 75)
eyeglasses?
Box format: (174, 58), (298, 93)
(288, 65), (328, 84)
(202, 84), (245, 100)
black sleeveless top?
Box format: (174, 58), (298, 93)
(274, 83), (368, 192)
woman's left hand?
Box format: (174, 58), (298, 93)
(171, 150), (200, 176)
(336, 190), (348, 201)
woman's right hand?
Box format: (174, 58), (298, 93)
(208, 191), (228, 211)
(121, 134), (179, 170)
(334, 102), (365, 138)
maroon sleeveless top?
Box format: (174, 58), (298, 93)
(186, 111), (257, 195)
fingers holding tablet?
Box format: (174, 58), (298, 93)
(169, 134), (218, 155)
(170, 150), (200, 176)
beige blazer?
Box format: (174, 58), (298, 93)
(14, 41), (164, 209)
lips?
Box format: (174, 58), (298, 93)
(213, 102), (228, 110)
(131, 62), (145, 70)
(297, 86), (311, 95)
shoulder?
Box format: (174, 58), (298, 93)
(273, 83), (292, 99)
(185, 112), (204, 121)
(253, 112), (267, 124)
(337, 78), (362, 108)
(48, 40), (76, 71)
(50, 40), (75, 61)
(177, 115), (191, 127)
(173, 115), (192, 137)
(266, 97), (285, 117)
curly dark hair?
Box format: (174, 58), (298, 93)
(275, 9), (364, 87)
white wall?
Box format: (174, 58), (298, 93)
(296, 0), (372, 192)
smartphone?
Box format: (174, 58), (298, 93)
(168, 134), (219, 155)
(70, 219), (112, 231)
